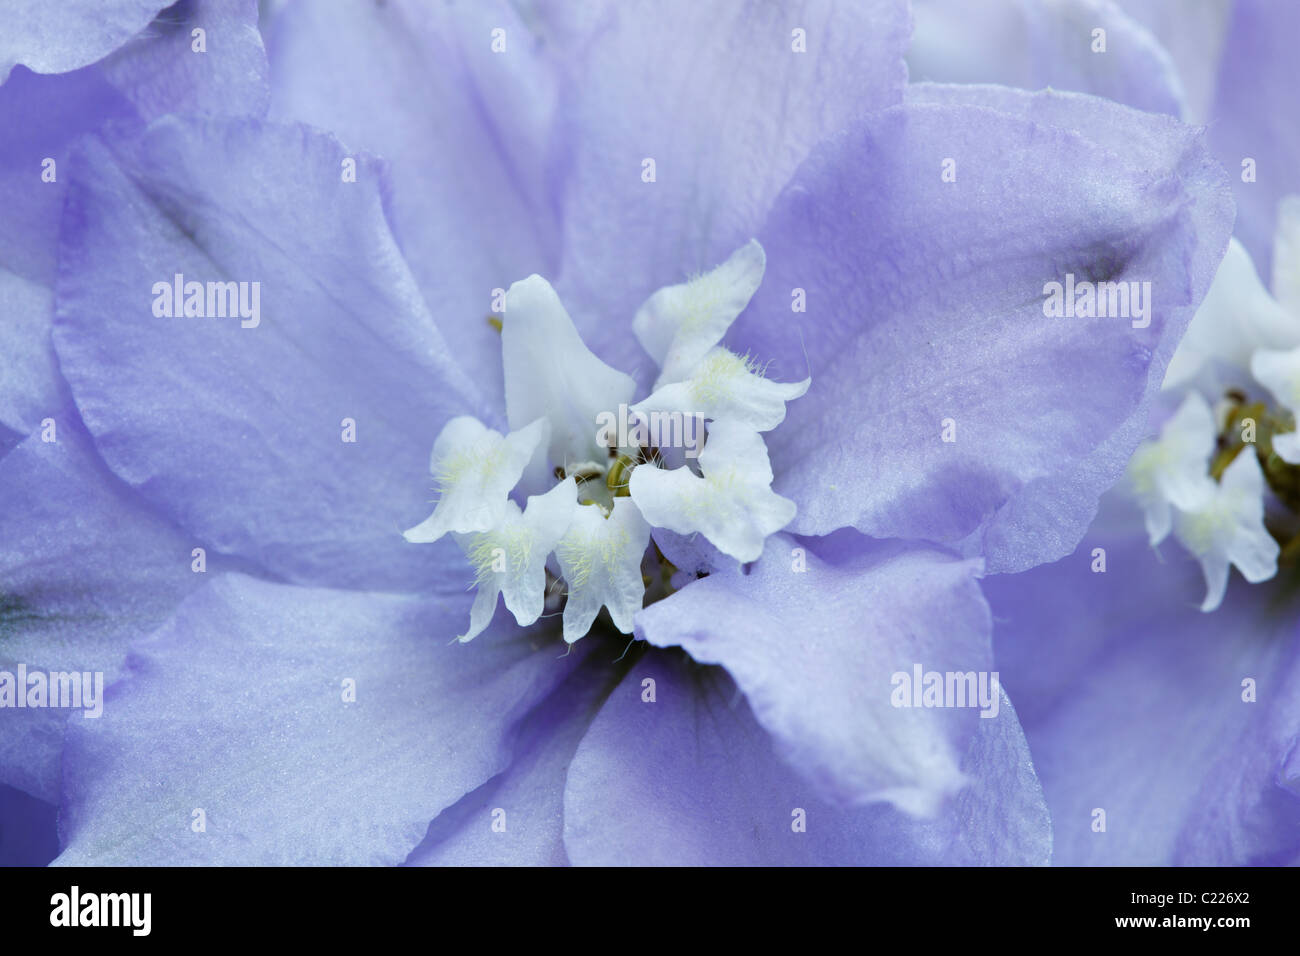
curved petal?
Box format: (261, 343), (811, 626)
(629, 421), (795, 563)
(267, 0), (560, 399)
(0, 0), (266, 285)
(0, 67), (134, 288)
(636, 535), (995, 817)
(1125, 391), (1217, 545)
(1165, 237), (1300, 391)
(0, 273), (59, 455)
(1113, 0), (1232, 123)
(406, 642), (625, 867)
(632, 347), (810, 434)
(403, 417), (549, 544)
(632, 239), (766, 388)
(555, 497), (650, 642)
(452, 477), (578, 641)
(0, 0), (165, 82)
(983, 494), (1300, 865)
(1171, 451), (1278, 612)
(95, 0), (269, 121)
(1206, 0), (1300, 272)
(648, 525), (727, 578)
(0, 52), (199, 441)
(549, 0), (910, 379)
(908, 0), (1185, 118)
(1273, 195), (1300, 317)
(1251, 345), (1300, 426)
(502, 275), (635, 470)
(54, 574), (582, 866)
(0, 411), (205, 803)
(1, 2), (269, 449)
(562, 649), (1050, 865)
(52, 116), (487, 590)
(733, 88), (1233, 573)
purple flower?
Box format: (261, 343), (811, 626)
(909, 0), (1300, 864)
(984, 490), (1300, 866)
(1, 0), (1233, 865)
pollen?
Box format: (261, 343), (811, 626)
(467, 525), (533, 584)
(556, 525), (632, 590)
(675, 267), (728, 338)
(434, 445), (505, 493)
(689, 350), (767, 405)
(605, 454), (637, 497)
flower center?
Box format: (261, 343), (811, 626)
(1125, 386), (1289, 612)
(1210, 391), (1300, 549)
(403, 239), (810, 644)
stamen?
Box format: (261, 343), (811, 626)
(407, 239), (802, 642)
(605, 453), (638, 497)
(567, 461), (605, 483)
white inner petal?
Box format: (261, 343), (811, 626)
(405, 239), (808, 643)
(1124, 392), (1216, 545)
(554, 497), (651, 643)
(502, 274), (636, 475)
(1164, 237), (1300, 390)
(633, 239), (766, 389)
(1173, 451), (1278, 612)
(452, 477), (579, 642)
(630, 420), (796, 563)
(633, 346), (810, 432)
(403, 416), (548, 544)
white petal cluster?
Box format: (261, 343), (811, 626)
(404, 241), (808, 642)
(1172, 452), (1279, 612)
(1126, 392), (1217, 546)
(1134, 200), (1300, 610)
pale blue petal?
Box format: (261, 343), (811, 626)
(55, 575), (582, 865)
(637, 535), (993, 817)
(52, 116), (487, 590)
(562, 649), (1050, 865)
(732, 88), (1232, 573)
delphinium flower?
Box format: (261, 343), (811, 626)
(908, 0), (1188, 117)
(400, 239), (809, 646)
(910, 0), (1298, 272)
(0, 0), (270, 863)
(984, 196), (1300, 866)
(2, 0), (1234, 866)
(911, 0), (1300, 864)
